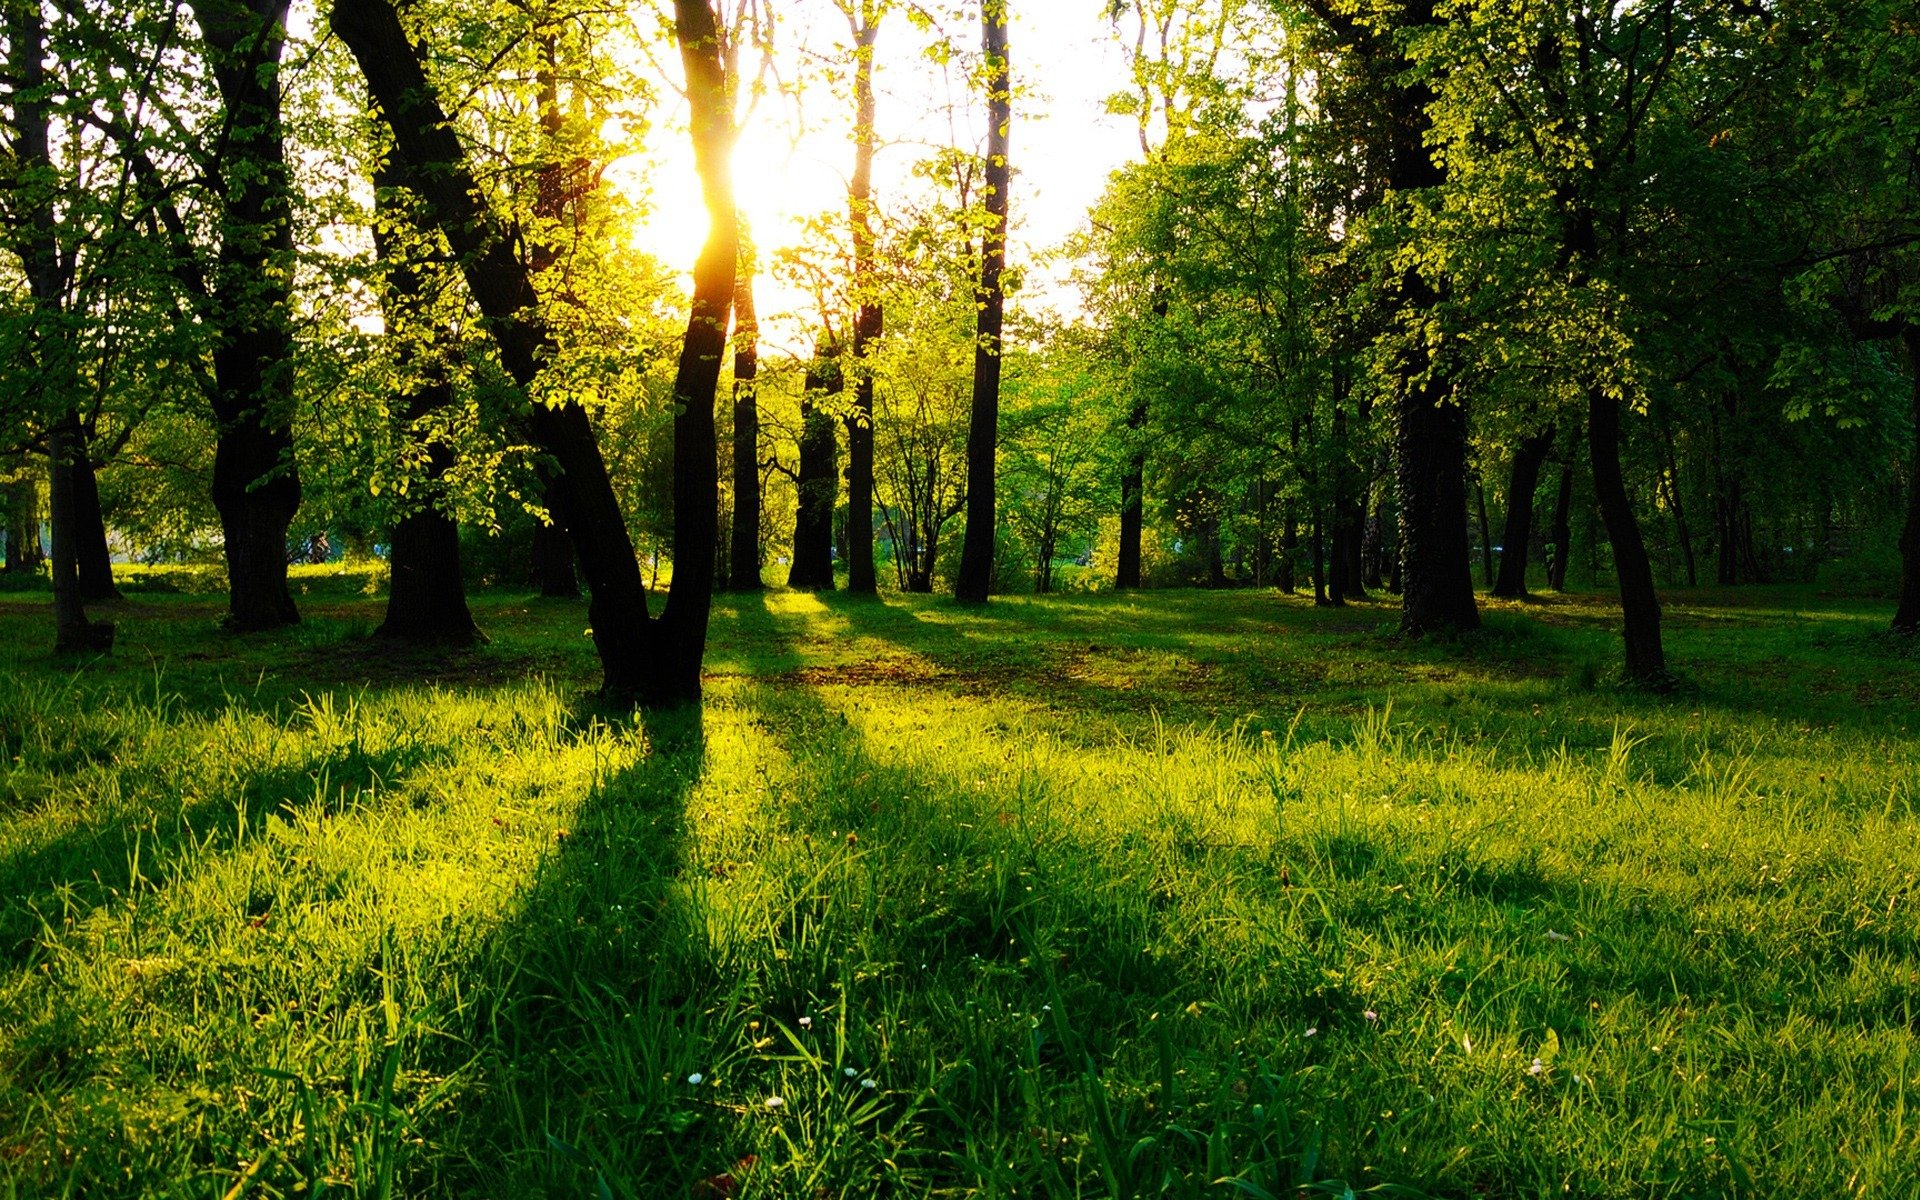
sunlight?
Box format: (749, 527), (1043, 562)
(620, 4), (1139, 349)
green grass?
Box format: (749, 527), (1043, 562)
(2, 578), (1918, 1197)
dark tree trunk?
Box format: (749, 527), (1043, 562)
(370, 161), (481, 646)
(844, 12), (883, 596)
(381, 486), (478, 644)
(48, 416), (114, 654)
(70, 427), (119, 601)
(1547, 456), (1574, 591)
(531, 515), (579, 597)
(335, 0), (735, 705)
(1895, 328), (1920, 633)
(728, 267), (763, 591)
(652, 0), (737, 700)
(1396, 373), (1479, 632)
(194, 0), (303, 632)
(1589, 389), (1667, 684)
(1347, 0), (1478, 635)
(1658, 439), (1697, 588)
(955, 0), (1011, 605)
(1492, 426), (1553, 598)
(1116, 400), (1146, 589)
(788, 346), (840, 590)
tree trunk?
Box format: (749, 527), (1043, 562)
(48, 416), (114, 654)
(1396, 371), (1480, 632)
(1492, 426), (1553, 598)
(6, 3), (110, 650)
(1589, 389), (1667, 684)
(1116, 400), (1146, 589)
(1375, 0), (1478, 635)
(789, 346), (841, 590)
(194, 0), (303, 632)
(728, 263), (763, 590)
(654, 0), (738, 700)
(370, 161), (481, 646)
(1895, 328), (1920, 633)
(954, 0), (1011, 605)
(69, 433), (120, 601)
(844, 12), (883, 596)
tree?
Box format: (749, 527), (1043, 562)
(1300, 0), (1479, 635)
(840, 0), (888, 596)
(953, 0), (1010, 604)
(333, 0), (735, 705)
(367, 161), (482, 646)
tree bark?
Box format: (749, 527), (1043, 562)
(788, 345), (841, 589)
(728, 264), (763, 590)
(1589, 389), (1667, 683)
(1895, 328), (1920, 633)
(954, 0), (1011, 604)
(369, 162), (481, 646)
(194, 0), (303, 632)
(1492, 426), (1553, 598)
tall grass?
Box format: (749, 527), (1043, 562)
(1, 584), (1917, 1196)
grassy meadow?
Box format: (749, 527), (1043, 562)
(2, 573), (1919, 1198)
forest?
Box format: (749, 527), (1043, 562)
(2, 0), (1919, 1196)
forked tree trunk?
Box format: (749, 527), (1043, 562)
(789, 346), (840, 590)
(370, 162), (481, 646)
(728, 266), (763, 590)
(1492, 426), (1553, 598)
(194, 0), (303, 632)
(335, 0), (734, 705)
(1589, 389), (1667, 683)
(1895, 328), (1920, 633)
(954, 0), (1011, 604)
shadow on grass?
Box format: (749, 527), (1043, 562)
(417, 698), (712, 1195)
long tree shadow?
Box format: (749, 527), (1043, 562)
(414, 698), (721, 1195)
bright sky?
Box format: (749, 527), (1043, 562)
(625, 2), (1143, 354)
